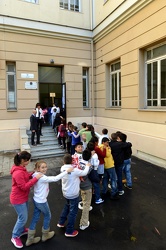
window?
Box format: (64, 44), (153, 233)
(23, 0), (38, 3)
(82, 68), (89, 107)
(60, 0), (80, 12)
(109, 61), (121, 107)
(6, 62), (17, 110)
(146, 44), (166, 107)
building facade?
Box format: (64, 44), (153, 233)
(0, 0), (166, 168)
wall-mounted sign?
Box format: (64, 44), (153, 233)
(21, 73), (34, 79)
(25, 81), (37, 89)
(50, 93), (56, 97)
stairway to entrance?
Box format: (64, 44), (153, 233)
(27, 125), (65, 160)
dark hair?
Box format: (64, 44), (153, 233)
(119, 133), (127, 142)
(89, 136), (98, 144)
(82, 149), (91, 161)
(116, 131), (122, 137)
(82, 122), (87, 128)
(35, 103), (41, 108)
(102, 128), (108, 135)
(87, 124), (95, 138)
(87, 142), (95, 151)
(14, 151), (31, 166)
(75, 142), (83, 149)
(111, 133), (117, 141)
(68, 121), (72, 126)
(101, 137), (110, 143)
(63, 154), (72, 164)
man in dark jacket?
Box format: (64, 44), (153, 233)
(30, 109), (41, 146)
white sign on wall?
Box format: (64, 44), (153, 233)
(25, 81), (38, 89)
(21, 73), (34, 79)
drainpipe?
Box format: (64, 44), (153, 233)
(90, 0), (94, 126)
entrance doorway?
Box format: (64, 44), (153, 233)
(38, 66), (66, 119)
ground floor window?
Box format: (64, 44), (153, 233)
(82, 67), (89, 108)
(146, 43), (166, 108)
(6, 62), (17, 110)
(109, 61), (121, 107)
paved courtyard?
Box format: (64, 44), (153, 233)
(0, 155), (166, 250)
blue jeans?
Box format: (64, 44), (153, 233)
(102, 167), (118, 197)
(29, 199), (51, 230)
(12, 202), (28, 238)
(93, 182), (101, 201)
(115, 164), (123, 192)
(123, 158), (132, 186)
(58, 196), (79, 234)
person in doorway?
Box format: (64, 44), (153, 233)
(30, 109), (41, 146)
(35, 103), (43, 136)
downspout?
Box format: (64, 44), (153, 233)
(90, 0), (94, 126)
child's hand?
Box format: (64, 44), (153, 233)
(86, 163), (91, 167)
(36, 173), (43, 179)
(91, 150), (95, 155)
(67, 167), (74, 173)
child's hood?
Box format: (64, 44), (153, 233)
(10, 165), (26, 175)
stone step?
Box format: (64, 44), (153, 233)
(27, 125), (64, 160)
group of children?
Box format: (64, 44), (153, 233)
(10, 125), (132, 248)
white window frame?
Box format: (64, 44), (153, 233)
(145, 43), (166, 108)
(109, 61), (121, 107)
(60, 0), (81, 12)
(82, 67), (89, 108)
(23, 0), (38, 3)
(6, 62), (17, 110)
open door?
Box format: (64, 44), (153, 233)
(61, 82), (66, 119)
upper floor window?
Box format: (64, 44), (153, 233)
(82, 68), (89, 108)
(60, 0), (81, 12)
(6, 62), (17, 110)
(110, 61), (121, 107)
(146, 44), (166, 107)
(23, 0), (38, 3)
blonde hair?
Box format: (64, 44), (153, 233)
(34, 160), (47, 171)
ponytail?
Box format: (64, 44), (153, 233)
(14, 151), (31, 166)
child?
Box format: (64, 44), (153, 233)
(121, 133), (132, 189)
(109, 132), (132, 195)
(87, 142), (104, 204)
(10, 151), (43, 249)
(99, 137), (119, 200)
(58, 118), (67, 151)
(79, 149), (93, 230)
(68, 126), (81, 155)
(57, 154), (90, 237)
(98, 128), (109, 145)
(89, 136), (106, 180)
(26, 160), (73, 246)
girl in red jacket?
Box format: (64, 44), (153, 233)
(10, 151), (42, 249)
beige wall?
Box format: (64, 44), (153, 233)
(0, 0), (91, 30)
(0, 29), (93, 151)
(94, 0), (166, 167)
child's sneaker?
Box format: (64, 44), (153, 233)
(78, 202), (93, 211)
(124, 184), (132, 189)
(80, 221), (90, 230)
(19, 228), (28, 237)
(11, 237), (23, 248)
(65, 230), (78, 237)
(119, 190), (125, 195)
(57, 223), (65, 228)
(95, 198), (104, 204)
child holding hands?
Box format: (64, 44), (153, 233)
(10, 151), (43, 249)
(26, 160), (73, 246)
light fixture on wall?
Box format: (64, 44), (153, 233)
(50, 59), (54, 64)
